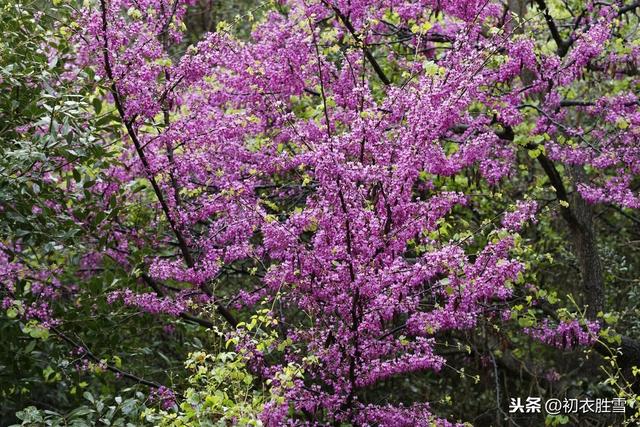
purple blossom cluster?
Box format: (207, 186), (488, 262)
(502, 200), (539, 232)
(107, 289), (188, 316)
(150, 386), (177, 410)
(525, 319), (601, 350)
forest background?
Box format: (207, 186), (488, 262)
(2, 0), (640, 425)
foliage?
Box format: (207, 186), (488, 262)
(152, 311), (295, 426)
(2, 0), (640, 426)
(11, 391), (150, 427)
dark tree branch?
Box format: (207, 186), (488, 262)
(99, 0), (193, 268)
(619, 1), (640, 15)
(322, 1), (391, 86)
(534, 0), (570, 56)
(99, 0), (238, 328)
(516, 136), (604, 318)
(140, 273), (234, 328)
(52, 326), (162, 388)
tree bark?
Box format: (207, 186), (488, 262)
(507, 0), (640, 380)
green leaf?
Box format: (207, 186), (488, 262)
(92, 98), (102, 114)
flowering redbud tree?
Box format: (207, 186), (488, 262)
(2, 0), (640, 425)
